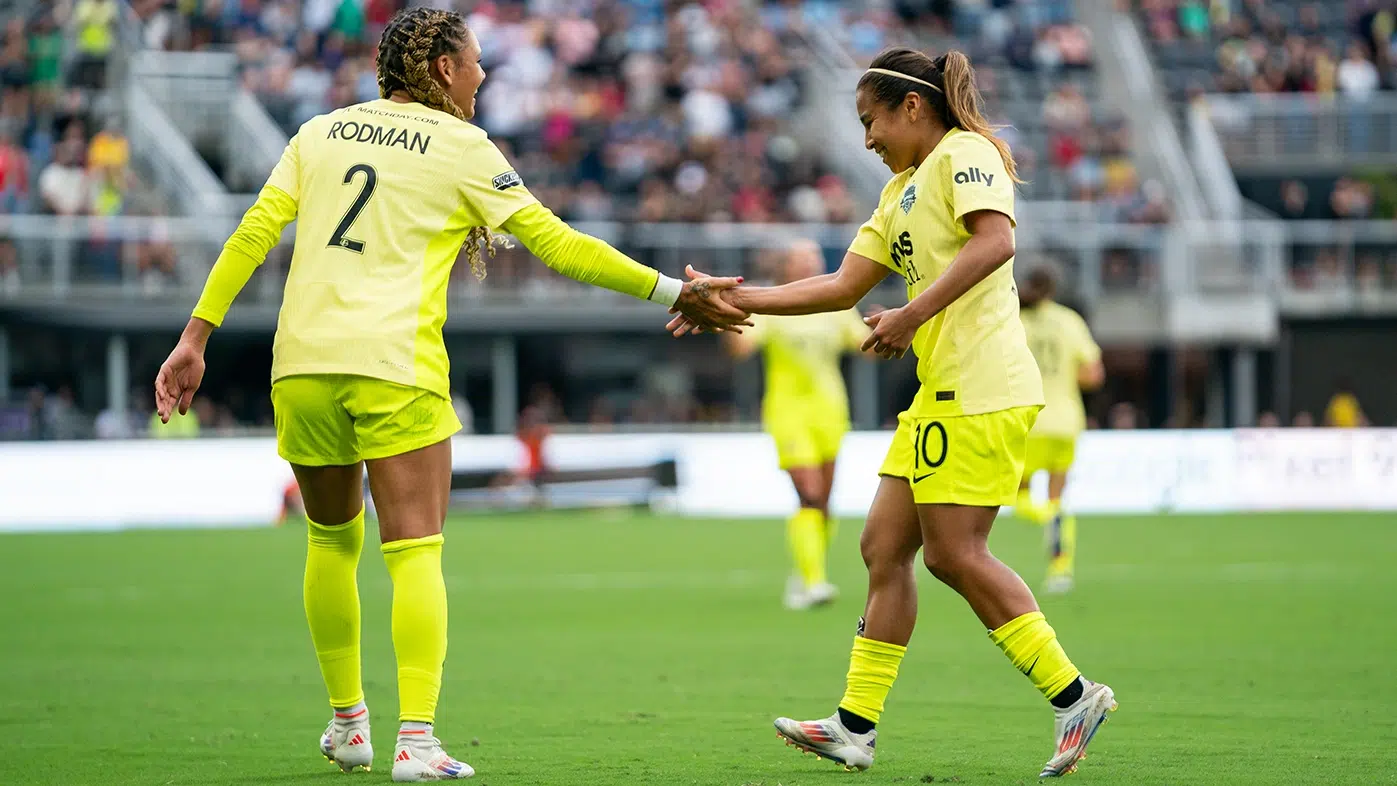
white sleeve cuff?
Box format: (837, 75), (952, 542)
(647, 273), (683, 307)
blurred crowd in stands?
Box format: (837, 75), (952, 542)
(1137, 0), (1397, 98)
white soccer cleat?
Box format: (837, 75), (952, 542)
(1043, 574), (1075, 594)
(774, 713), (876, 771)
(784, 578), (840, 610)
(391, 732), (475, 781)
(783, 576), (806, 609)
(1040, 680), (1117, 777)
(319, 711), (373, 773)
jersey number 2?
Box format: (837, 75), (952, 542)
(329, 164), (377, 254)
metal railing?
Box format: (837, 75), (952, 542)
(127, 51), (281, 209)
(797, 26), (888, 209)
(0, 214), (223, 297)
(1203, 95), (1397, 173)
(124, 81), (227, 218)
(1100, 13), (1207, 221)
(1188, 100), (1243, 221)
(229, 91), (290, 193)
(1, 213), (1394, 316)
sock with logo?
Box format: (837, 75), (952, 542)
(837, 636), (907, 730)
(383, 534), (448, 723)
(305, 510), (365, 709)
(989, 611), (1081, 704)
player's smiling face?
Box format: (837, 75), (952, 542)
(856, 87), (919, 173)
(440, 30), (485, 119)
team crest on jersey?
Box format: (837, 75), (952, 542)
(900, 184), (917, 214)
(493, 170), (523, 191)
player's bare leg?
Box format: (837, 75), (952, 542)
(918, 503), (1114, 777)
(295, 461), (374, 773)
(1043, 471), (1076, 594)
(783, 465), (839, 609)
(774, 477), (922, 770)
(366, 439), (474, 780)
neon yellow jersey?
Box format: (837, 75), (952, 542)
(749, 309), (870, 421)
(265, 99), (539, 399)
(848, 127), (1043, 418)
(1019, 300), (1100, 437)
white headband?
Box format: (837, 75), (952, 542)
(864, 67), (943, 93)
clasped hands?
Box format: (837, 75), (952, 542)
(666, 265), (919, 360)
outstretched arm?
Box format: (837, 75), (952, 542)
(666, 251), (888, 336)
(503, 203), (751, 332)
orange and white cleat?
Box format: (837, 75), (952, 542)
(773, 713), (876, 771)
(319, 708), (373, 773)
(1040, 680), (1117, 777)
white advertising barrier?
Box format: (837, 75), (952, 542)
(1, 429), (1396, 532)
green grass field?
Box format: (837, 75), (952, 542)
(2, 511), (1396, 785)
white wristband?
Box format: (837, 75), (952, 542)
(648, 273), (683, 307)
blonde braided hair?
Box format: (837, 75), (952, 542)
(377, 8), (500, 281)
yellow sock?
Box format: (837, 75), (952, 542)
(1015, 488), (1038, 522)
(382, 534), (448, 723)
(989, 611), (1081, 700)
(822, 514), (839, 552)
(304, 510), (365, 709)
(787, 507), (827, 587)
(837, 636), (907, 724)
(1047, 513), (1076, 576)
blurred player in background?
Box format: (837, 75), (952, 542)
(1323, 378), (1368, 427)
(153, 8), (748, 781)
(724, 239), (872, 611)
(1016, 266), (1104, 594)
(671, 47), (1115, 779)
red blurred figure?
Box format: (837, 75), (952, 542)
(516, 404), (552, 496)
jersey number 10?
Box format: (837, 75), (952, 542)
(329, 164), (378, 254)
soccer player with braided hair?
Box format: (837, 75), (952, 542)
(671, 47), (1116, 778)
(153, 8), (748, 781)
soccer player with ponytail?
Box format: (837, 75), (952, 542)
(154, 8), (748, 781)
(672, 47), (1117, 778)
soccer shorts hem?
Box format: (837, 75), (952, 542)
(765, 413), (848, 471)
(878, 405), (1039, 506)
(273, 374), (462, 467)
(356, 418), (461, 462)
(1023, 434), (1078, 477)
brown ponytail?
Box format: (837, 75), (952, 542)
(857, 47), (1023, 184)
(378, 8), (501, 281)
(938, 51), (1021, 184)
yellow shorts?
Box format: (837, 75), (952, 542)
(766, 411), (848, 470)
(879, 405), (1039, 506)
(271, 374), (461, 466)
(1023, 434), (1078, 477)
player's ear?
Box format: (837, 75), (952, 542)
(432, 53), (454, 87)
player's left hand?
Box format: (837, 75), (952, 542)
(154, 341), (206, 423)
(861, 305), (920, 359)
(666, 265), (753, 337)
